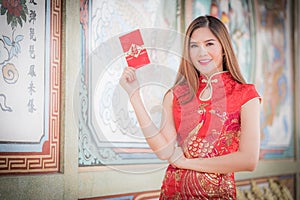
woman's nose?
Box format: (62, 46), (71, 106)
(199, 44), (208, 55)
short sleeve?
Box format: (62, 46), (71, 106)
(241, 84), (261, 107)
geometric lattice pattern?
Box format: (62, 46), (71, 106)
(0, 0), (62, 174)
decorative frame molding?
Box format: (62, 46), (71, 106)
(78, 0), (179, 166)
(0, 0), (62, 174)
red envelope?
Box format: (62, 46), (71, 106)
(119, 29), (150, 68)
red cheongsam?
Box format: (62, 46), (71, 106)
(159, 71), (261, 200)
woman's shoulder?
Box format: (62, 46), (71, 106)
(238, 83), (259, 94)
(163, 89), (174, 105)
(225, 74), (258, 93)
(164, 89), (173, 99)
(234, 83), (261, 105)
(172, 82), (189, 96)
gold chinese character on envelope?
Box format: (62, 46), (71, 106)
(119, 29), (150, 68)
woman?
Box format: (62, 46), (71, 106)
(119, 15), (261, 199)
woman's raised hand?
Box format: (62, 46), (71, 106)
(119, 67), (140, 98)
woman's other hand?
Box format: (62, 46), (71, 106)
(168, 146), (187, 169)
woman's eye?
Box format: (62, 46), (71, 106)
(206, 42), (214, 46)
(190, 44), (198, 48)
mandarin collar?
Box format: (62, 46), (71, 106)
(198, 71), (230, 101)
(200, 71), (229, 82)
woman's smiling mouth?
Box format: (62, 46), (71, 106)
(198, 59), (212, 65)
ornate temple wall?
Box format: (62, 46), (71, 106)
(0, 0), (299, 199)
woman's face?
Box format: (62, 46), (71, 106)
(189, 27), (223, 77)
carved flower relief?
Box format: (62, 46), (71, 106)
(0, 0), (29, 29)
(0, 32), (23, 83)
(2, 33), (24, 59)
(0, 39), (9, 64)
(2, 0), (23, 17)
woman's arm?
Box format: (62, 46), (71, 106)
(120, 67), (177, 160)
(169, 98), (261, 173)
